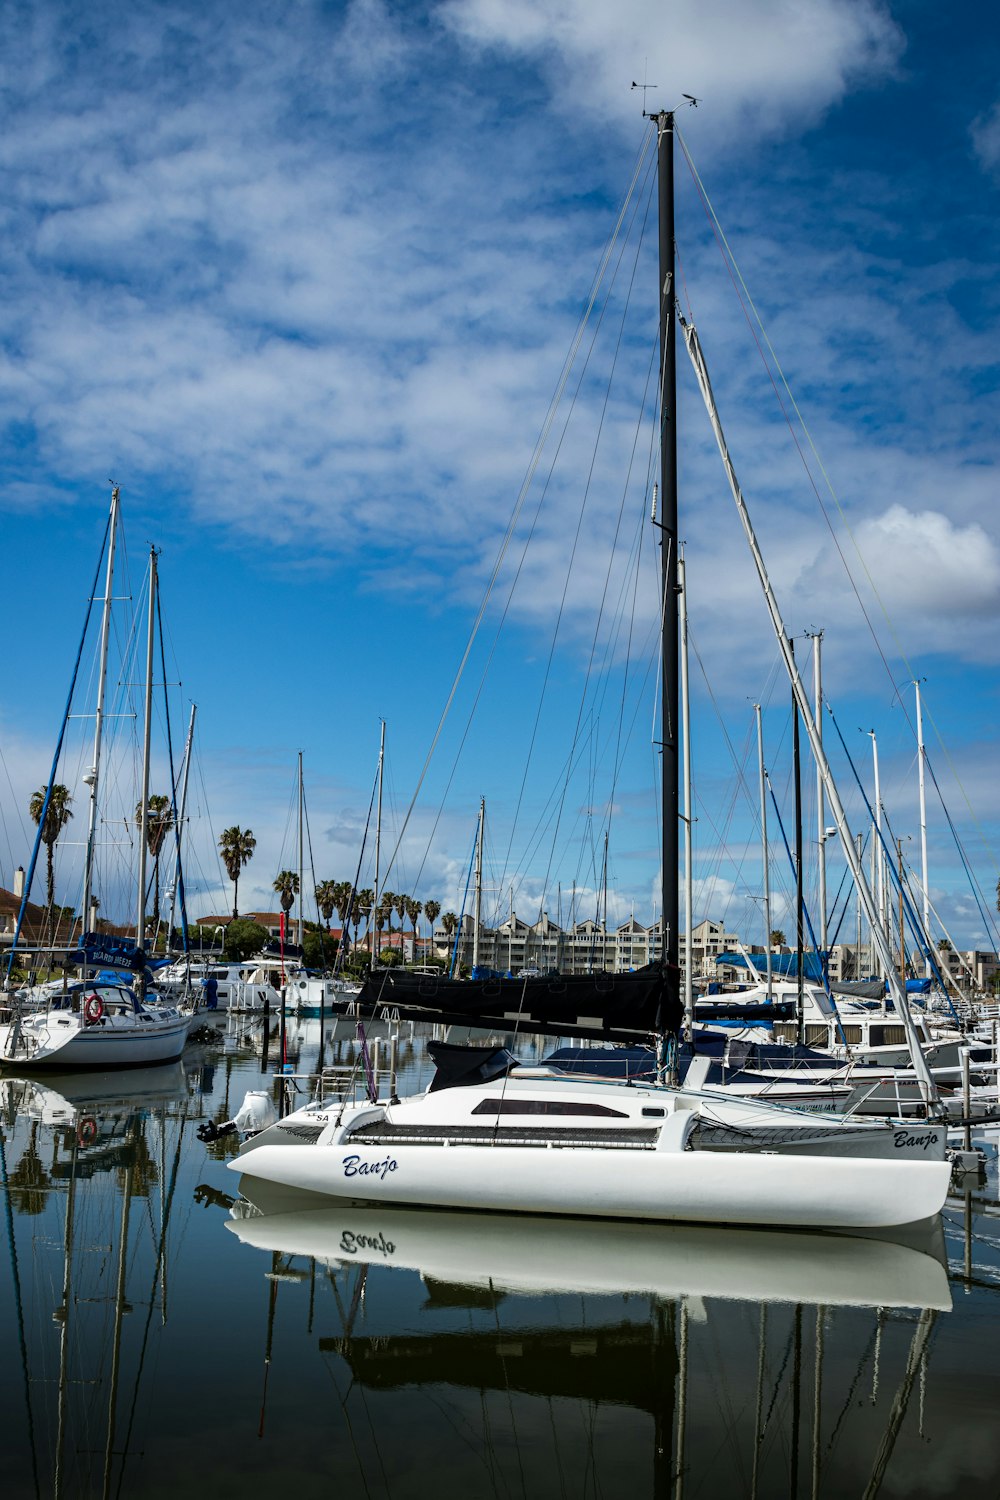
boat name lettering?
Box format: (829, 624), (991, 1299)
(339, 1230), (395, 1257)
(893, 1130), (937, 1152)
(342, 1154), (398, 1181)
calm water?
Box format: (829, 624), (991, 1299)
(2, 1014), (998, 1499)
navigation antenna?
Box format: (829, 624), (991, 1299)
(632, 81), (702, 119)
(630, 78), (657, 113)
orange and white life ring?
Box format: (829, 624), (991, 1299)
(77, 1117), (98, 1147)
(84, 994), (104, 1024)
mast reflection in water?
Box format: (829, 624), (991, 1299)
(1, 1028), (999, 1499)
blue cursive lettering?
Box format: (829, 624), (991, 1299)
(342, 1153), (399, 1181)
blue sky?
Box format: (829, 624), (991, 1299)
(0, 0), (998, 955)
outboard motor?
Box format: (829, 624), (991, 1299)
(197, 1089), (279, 1144)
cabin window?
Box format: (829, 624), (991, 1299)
(871, 1025), (906, 1046)
(641, 1107), (666, 1118)
(840, 1026), (863, 1045)
(471, 1099), (630, 1118)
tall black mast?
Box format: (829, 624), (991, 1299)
(655, 111), (679, 986)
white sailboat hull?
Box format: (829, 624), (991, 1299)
(0, 1011), (194, 1069)
(230, 1137), (950, 1231)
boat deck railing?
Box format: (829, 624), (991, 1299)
(278, 1062), (399, 1110)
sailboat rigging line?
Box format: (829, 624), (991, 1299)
(823, 1321), (881, 1460)
(687, 637), (763, 930)
(684, 133), (998, 920)
(861, 1310), (939, 1500)
(498, 165), (657, 921)
(452, 820), (479, 978)
(683, 314), (940, 1112)
(760, 1319), (796, 1445)
(923, 749), (1000, 950)
(683, 131), (999, 932)
(824, 705), (958, 1016)
(356, 1019), (378, 1105)
(156, 587), (188, 953)
(765, 777), (847, 1047)
(825, 845), (863, 952)
(114, 1110), (187, 1500)
(302, 790), (324, 960)
(675, 128), (918, 728)
(5, 507), (110, 979)
(380, 133), (656, 896)
(0, 1122), (41, 1500)
(905, 873), (977, 999)
(922, 699), (1000, 875)
(492, 974), (532, 1145)
(331, 756), (379, 976)
(396, 149), (658, 913)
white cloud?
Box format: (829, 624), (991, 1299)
(971, 98), (1000, 173)
(441, 0), (903, 137)
(850, 503), (1000, 616)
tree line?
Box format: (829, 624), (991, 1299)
(218, 824), (458, 966)
(17, 794), (459, 968)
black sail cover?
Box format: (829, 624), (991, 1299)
(355, 965), (681, 1043)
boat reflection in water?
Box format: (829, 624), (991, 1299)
(228, 1185), (951, 1312)
(228, 1184), (952, 1496)
(0, 1064), (196, 1500)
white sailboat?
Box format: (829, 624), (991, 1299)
(228, 111), (952, 1231)
(1, 530), (197, 1071)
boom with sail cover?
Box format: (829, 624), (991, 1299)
(356, 966), (681, 1044)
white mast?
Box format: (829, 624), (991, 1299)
(914, 681), (931, 978)
(297, 749), (304, 950)
(869, 730), (887, 968)
(682, 318), (939, 1111)
(82, 485), (120, 933)
(811, 631), (828, 957)
(372, 720), (385, 964)
(167, 703), (196, 942)
(678, 551), (694, 1035)
(755, 703), (773, 1001)
(136, 549), (157, 974)
(472, 796), (484, 971)
(855, 832), (864, 978)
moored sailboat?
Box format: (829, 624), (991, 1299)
(1, 522), (197, 1071)
(229, 111), (951, 1231)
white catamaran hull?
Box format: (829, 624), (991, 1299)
(231, 1137), (950, 1231)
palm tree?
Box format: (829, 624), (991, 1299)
(334, 880), (354, 929)
(315, 880), (337, 930)
(769, 929), (787, 948)
(136, 793), (175, 935)
(355, 888), (374, 955)
(378, 890), (395, 953)
(350, 894), (367, 957)
(405, 897), (422, 961)
(29, 784), (73, 931)
(219, 826), (256, 919)
(423, 899), (441, 958)
(273, 870), (300, 935)
(441, 911), (458, 956)
(394, 892), (408, 954)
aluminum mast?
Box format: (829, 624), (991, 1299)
(82, 485), (120, 932)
